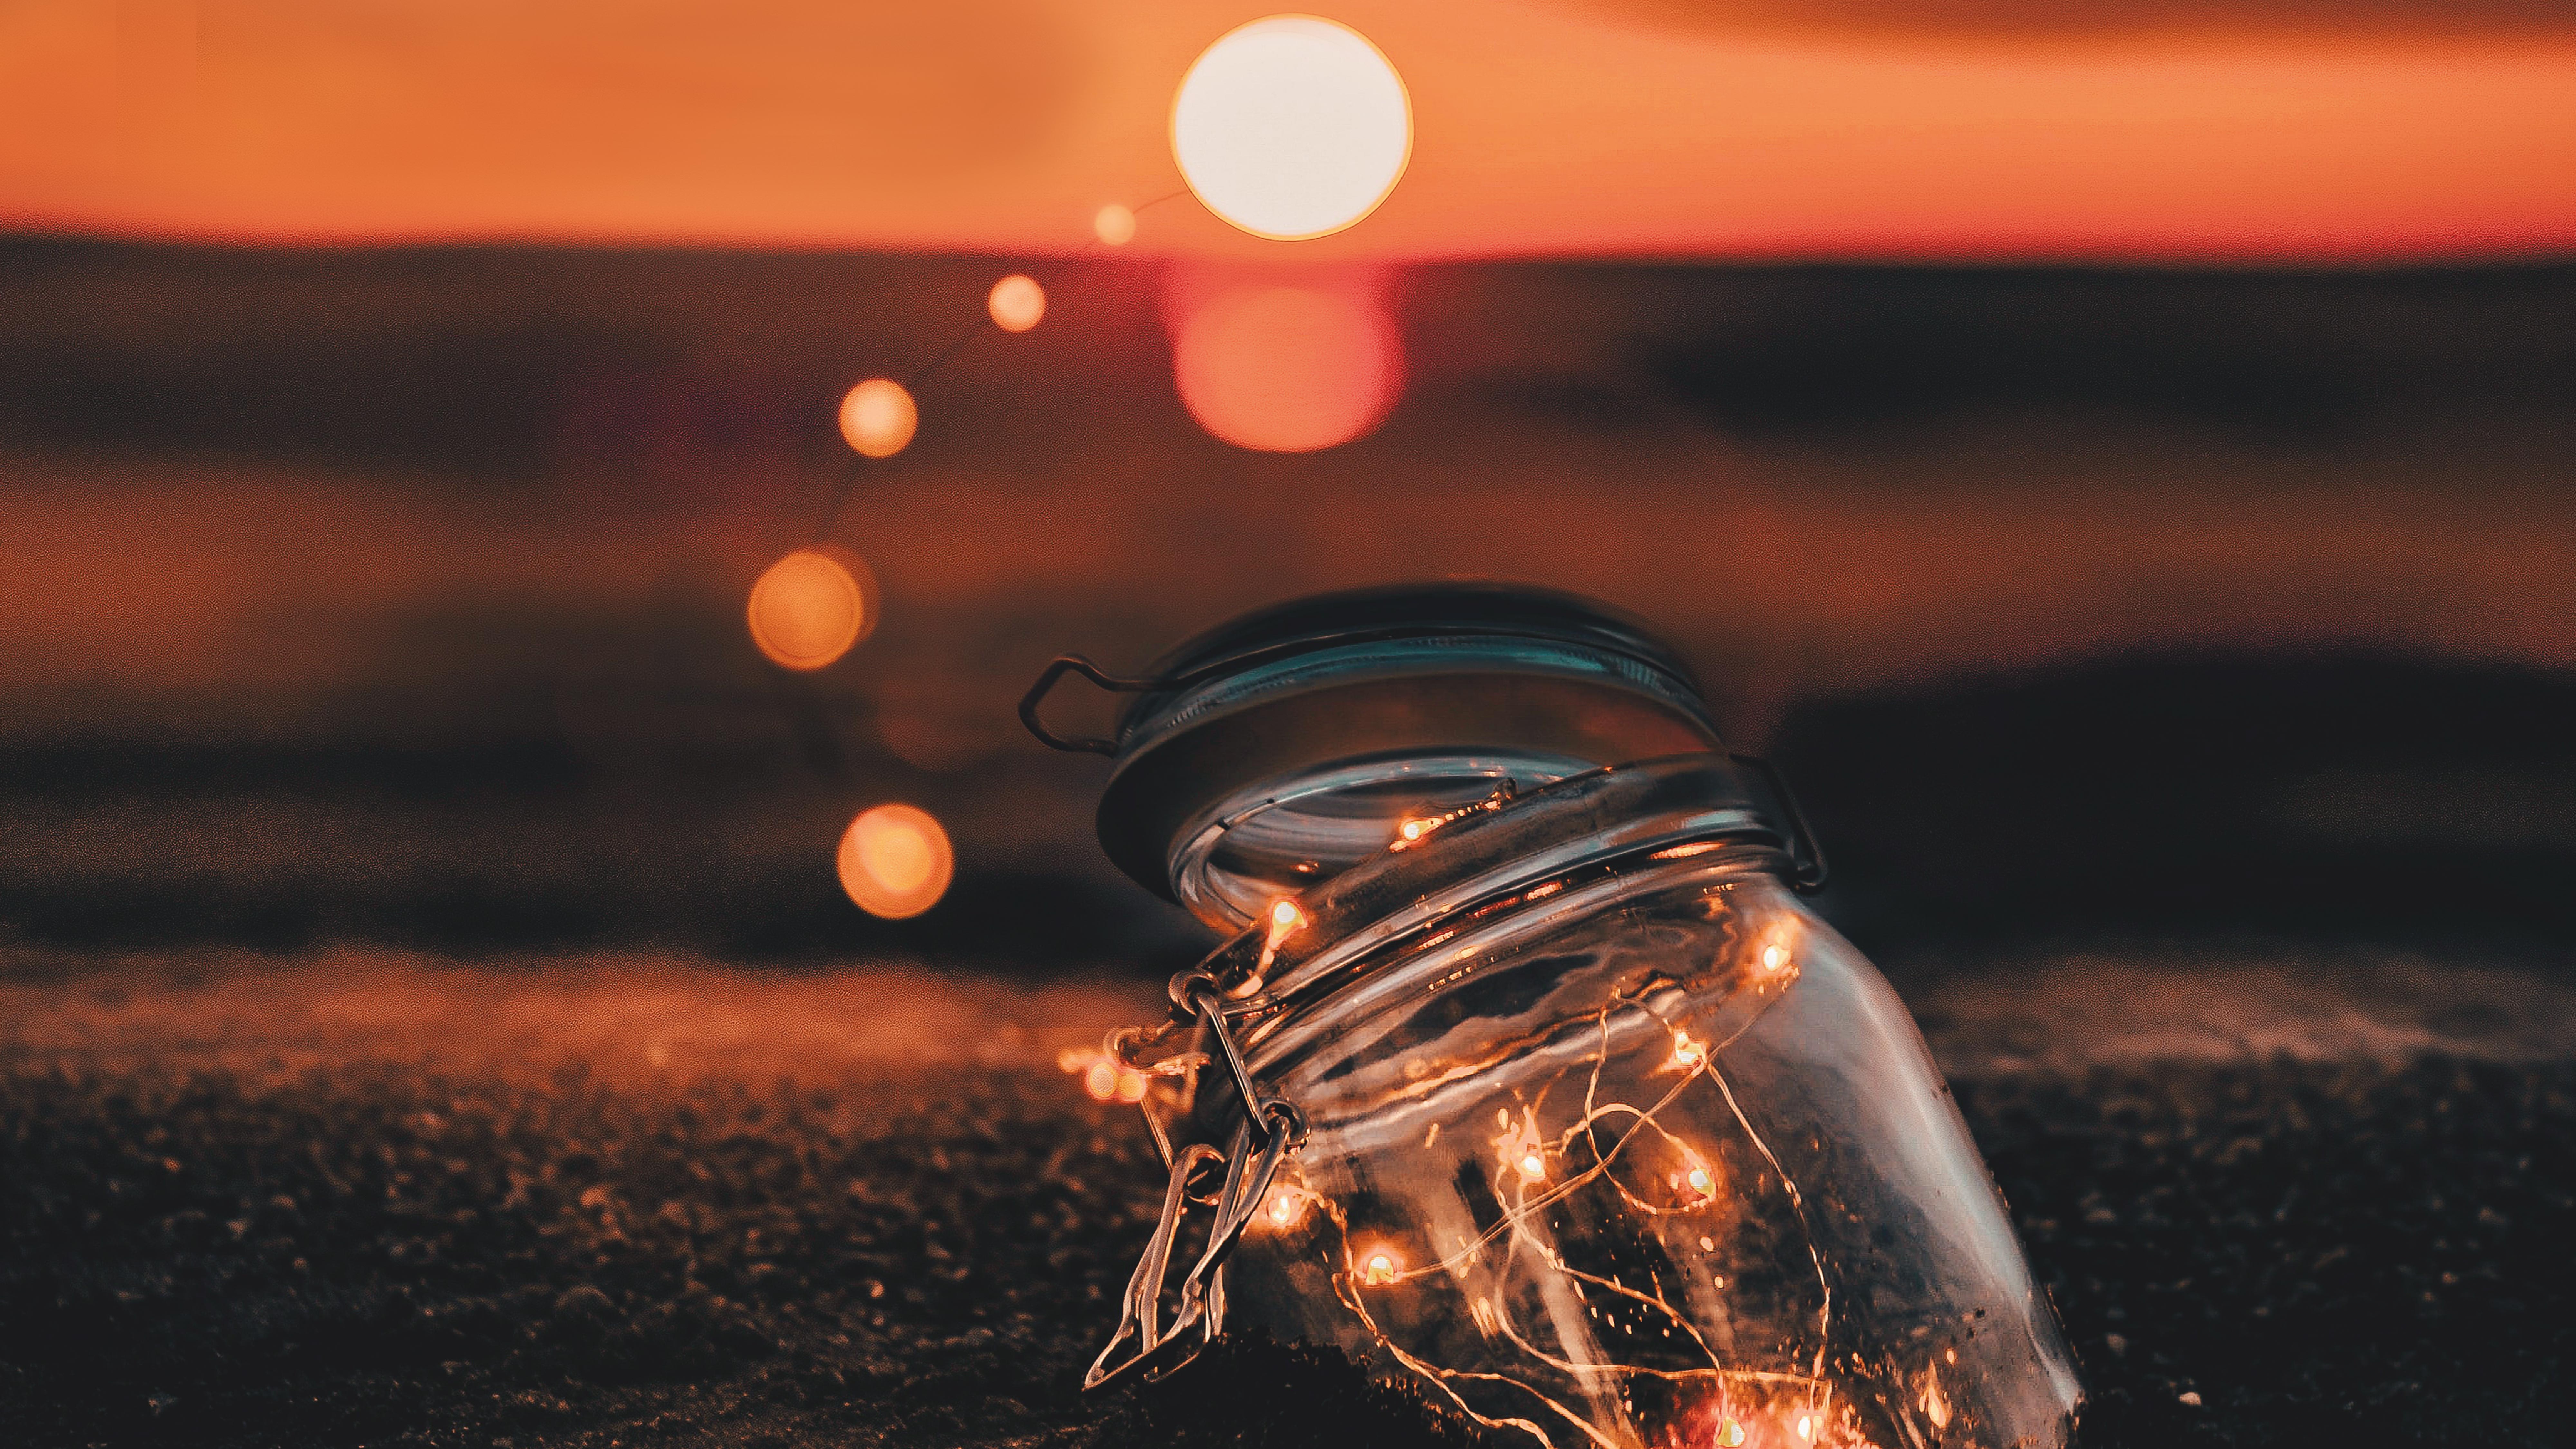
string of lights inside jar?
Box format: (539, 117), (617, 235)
(1079, 808), (1914, 1449)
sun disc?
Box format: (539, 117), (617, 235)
(1171, 16), (1411, 241)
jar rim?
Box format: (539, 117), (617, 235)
(1177, 755), (1791, 1046)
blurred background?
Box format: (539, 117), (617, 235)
(5, 0), (2575, 972)
(3, 4), (2575, 1444)
(3, 240), (2573, 973)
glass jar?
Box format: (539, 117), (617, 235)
(1026, 587), (2080, 1449)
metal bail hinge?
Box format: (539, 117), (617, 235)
(1729, 752), (1830, 895)
(1083, 974), (1306, 1390)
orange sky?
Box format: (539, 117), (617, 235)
(6, 0), (2574, 260)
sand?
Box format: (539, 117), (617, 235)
(3, 949), (2571, 1447)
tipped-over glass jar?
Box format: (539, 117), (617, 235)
(1023, 586), (2080, 1449)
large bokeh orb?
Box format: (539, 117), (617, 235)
(1171, 282), (1401, 452)
(748, 547), (875, 671)
(1171, 16), (1411, 241)
(837, 803), (955, 920)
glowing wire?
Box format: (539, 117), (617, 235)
(1259, 933), (1854, 1449)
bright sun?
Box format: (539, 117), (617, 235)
(1171, 16), (1411, 242)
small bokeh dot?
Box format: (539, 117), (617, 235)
(838, 378), (918, 458)
(988, 274), (1046, 332)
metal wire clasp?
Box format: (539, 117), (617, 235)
(1729, 753), (1830, 895)
(1018, 623), (1648, 757)
(1018, 655), (1161, 756)
(1083, 972), (1307, 1390)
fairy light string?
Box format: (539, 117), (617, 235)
(774, 13), (1420, 913)
(1074, 858), (1885, 1449)
(768, 186), (1187, 918)
(807, 187), (1188, 548)
(1307, 969), (1861, 1448)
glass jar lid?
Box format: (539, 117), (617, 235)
(1021, 583), (1728, 930)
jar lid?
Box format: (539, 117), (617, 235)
(1021, 583), (1726, 929)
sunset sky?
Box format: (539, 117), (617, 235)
(7, 0), (2575, 260)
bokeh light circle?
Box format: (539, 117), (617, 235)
(747, 546), (876, 670)
(1094, 204), (1137, 246)
(838, 378), (917, 457)
(837, 803), (954, 920)
(1172, 15), (1411, 241)
(988, 274), (1046, 332)
(1172, 283), (1402, 452)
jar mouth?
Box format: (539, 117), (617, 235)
(1174, 754), (1791, 1050)
(1101, 659), (1720, 923)
(1167, 746), (1597, 929)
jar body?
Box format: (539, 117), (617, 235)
(1216, 804), (2079, 1448)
